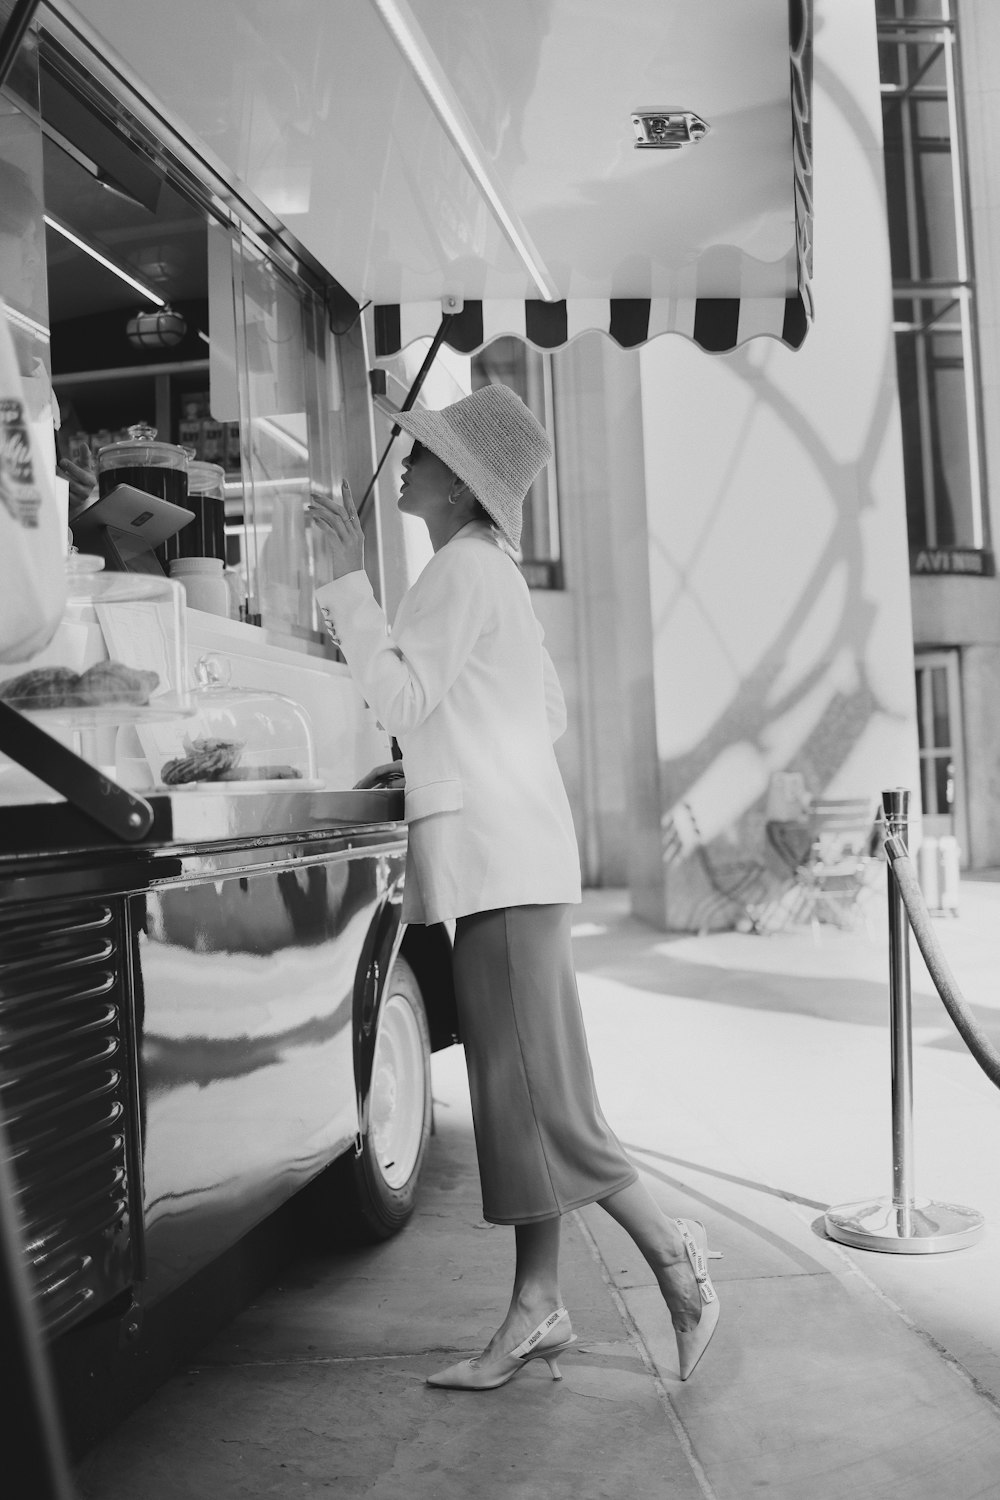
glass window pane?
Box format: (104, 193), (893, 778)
(920, 754), (936, 814)
(934, 755), (953, 811)
(0, 37), (52, 438)
(470, 337), (559, 575)
(930, 666), (950, 746)
(893, 301), (976, 549)
(877, 2), (949, 26)
(222, 236), (333, 640)
(882, 108), (958, 282)
(915, 668), (926, 748)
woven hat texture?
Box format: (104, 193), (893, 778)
(385, 384), (552, 550)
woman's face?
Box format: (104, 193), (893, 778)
(397, 440), (457, 523)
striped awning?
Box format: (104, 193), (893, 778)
(375, 287), (810, 359)
(374, 0), (813, 361)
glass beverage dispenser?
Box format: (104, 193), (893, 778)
(95, 422), (191, 569)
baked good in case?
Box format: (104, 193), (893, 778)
(0, 661), (160, 709)
(161, 737), (244, 784)
(0, 666), (83, 707)
(76, 662), (160, 705)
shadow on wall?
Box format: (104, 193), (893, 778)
(652, 43), (913, 933)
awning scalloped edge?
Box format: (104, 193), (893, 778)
(374, 293), (810, 360)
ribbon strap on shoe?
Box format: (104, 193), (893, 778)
(678, 1222), (718, 1306)
(510, 1308), (568, 1362)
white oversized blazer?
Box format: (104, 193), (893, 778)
(315, 522), (582, 925)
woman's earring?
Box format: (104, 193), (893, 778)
(447, 479), (465, 505)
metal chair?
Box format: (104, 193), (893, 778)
(767, 797), (881, 934)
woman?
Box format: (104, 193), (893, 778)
(308, 383), (719, 1389)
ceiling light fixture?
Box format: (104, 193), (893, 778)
(126, 305), (187, 349)
(43, 213), (165, 305)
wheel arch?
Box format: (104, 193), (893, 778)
(398, 921), (458, 1053)
(353, 895), (458, 1147)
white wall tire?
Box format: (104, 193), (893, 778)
(319, 956), (432, 1243)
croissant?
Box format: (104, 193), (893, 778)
(76, 662), (160, 706)
(0, 666), (83, 708)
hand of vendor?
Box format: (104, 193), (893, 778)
(58, 455), (97, 515)
(307, 479), (365, 578)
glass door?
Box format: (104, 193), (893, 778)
(914, 648), (966, 854)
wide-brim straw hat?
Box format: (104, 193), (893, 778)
(376, 383), (552, 550)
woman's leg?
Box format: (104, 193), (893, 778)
(598, 1179), (703, 1331)
(482, 1216), (564, 1357)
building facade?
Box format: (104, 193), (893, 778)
(885, 0), (1000, 870)
(532, 0), (923, 928)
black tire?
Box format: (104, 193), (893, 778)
(313, 957), (432, 1244)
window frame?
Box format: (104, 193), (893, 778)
(877, 2), (990, 561)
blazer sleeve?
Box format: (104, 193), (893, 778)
(315, 552), (488, 736)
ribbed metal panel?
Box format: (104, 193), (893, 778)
(0, 899), (134, 1336)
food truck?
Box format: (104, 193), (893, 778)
(0, 0), (813, 1459)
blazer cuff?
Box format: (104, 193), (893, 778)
(315, 570), (373, 639)
(405, 778), (464, 822)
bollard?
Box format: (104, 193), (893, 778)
(824, 788), (984, 1253)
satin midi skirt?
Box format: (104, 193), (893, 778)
(451, 904), (638, 1224)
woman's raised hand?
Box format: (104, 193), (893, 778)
(307, 480), (365, 579)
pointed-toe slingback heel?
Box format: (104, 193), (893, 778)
(426, 1307), (578, 1391)
(673, 1218), (720, 1381)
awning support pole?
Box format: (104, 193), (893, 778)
(357, 311), (454, 521)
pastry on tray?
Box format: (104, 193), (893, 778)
(0, 666), (84, 708)
(216, 764), (302, 781)
(0, 661), (160, 709)
(76, 662), (160, 705)
(161, 737), (245, 784)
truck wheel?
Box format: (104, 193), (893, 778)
(329, 957), (432, 1243)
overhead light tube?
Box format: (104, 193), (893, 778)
(43, 214), (165, 306)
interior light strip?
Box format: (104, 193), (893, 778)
(2, 302), (51, 343)
(369, 0), (559, 302)
(43, 214), (165, 306)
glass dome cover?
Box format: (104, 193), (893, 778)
(141, 655), (319, 791)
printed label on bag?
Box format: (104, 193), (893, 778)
(0, 396), (41, 528)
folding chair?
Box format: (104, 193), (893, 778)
(790, 797), (881, 932)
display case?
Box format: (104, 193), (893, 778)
(0, 552), (191, 801)
(115, 653), (318, 792)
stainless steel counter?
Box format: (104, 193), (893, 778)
(0, 786), (405, 861)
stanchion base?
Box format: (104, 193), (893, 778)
(825, 1196), (984, 1253)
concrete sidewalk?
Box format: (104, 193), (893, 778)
(75, 1076), (707, 1500)
(76, 884), (1000, 1499)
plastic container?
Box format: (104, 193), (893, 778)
(119, 655), (319, 792)
(169, 557), (231, 616)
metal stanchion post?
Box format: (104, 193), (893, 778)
(824, 787), (984, 1253)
